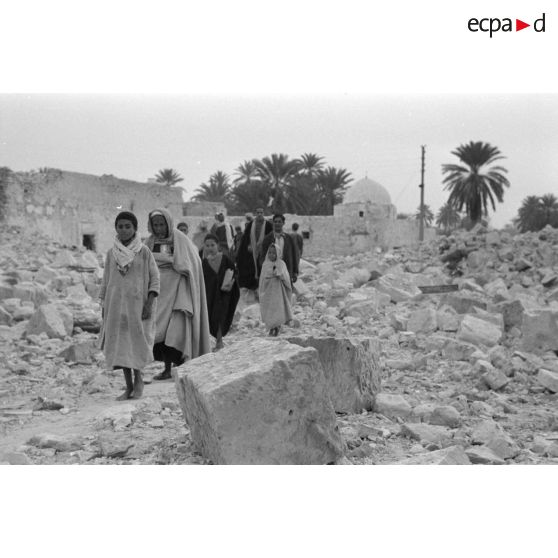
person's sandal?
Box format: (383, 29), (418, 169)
(153, 371), (172, 381)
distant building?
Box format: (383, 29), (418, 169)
(280, 176), (434, 256)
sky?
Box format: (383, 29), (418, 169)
(1, 92), (557, 227)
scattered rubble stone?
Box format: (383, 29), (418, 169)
(537, 369), (558, 393)
(2, 222), (558, 465)
(1, 452), (31, 465)
(465, 446), (506, 465)
(457, 315), (502, 348)
(397, 446), (471, 465)
(59, 339), (98, 364)
(481, 368), (511, 391)
(471, 420), (520, 460)
(520, 310), (558, 354)
(26, 303), (73, 339)
(373, 393), (412, 420)
(28, 433), (80, 452)
(401, 423), (452, 445)
(429, 405), (462, 428)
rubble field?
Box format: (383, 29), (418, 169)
(1, 223), (557, 465)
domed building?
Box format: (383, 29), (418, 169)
(334, 176), (397, 220)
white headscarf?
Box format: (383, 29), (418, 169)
(112, 233), (143, 275)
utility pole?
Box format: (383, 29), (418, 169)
(419, 145), (426, 242)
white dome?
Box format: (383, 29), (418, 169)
(343, 177), (392, 205)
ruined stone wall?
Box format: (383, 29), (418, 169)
(281, 214), (435, 257)
(2, 168), (435, 259)
(4, 170), (184, 254)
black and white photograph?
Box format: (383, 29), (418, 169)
(1, 1), (556, 557)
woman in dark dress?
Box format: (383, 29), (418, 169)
(201, 234), (240, 351)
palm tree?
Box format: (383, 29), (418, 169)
(253, 153), (301, 213)
(314, 166), (352, 215)
(155, 168), (184, 187)
(515, 194), (558, 233)
(192, 171), (231, 203)
(516, 195), (543, 232)
(297, 153), (325, 178)
(441, 141), (510, 223)
(233, 160), (260, 187)
(540, 194), (558, 228)
(229, 181), (272, 214)
(435, 202), (461, 233)
(415, 204), (434, 227)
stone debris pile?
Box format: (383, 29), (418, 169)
(1, 222), (558, 465)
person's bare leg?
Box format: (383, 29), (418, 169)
(117, 368), (134, 400)
(215, 326), (224, 350)
(132, 369), (144, 398)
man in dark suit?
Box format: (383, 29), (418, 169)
(261, 213), (299, 285)
(236, 207), (273, 290)
(290, 222), (304, 267)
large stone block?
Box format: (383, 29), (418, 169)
(471, 420), (519, 460)
(467, 250), (488, 269)
(401, 423), (452, 445)
(0, 306), (12, 326)
(537, 369), (558, 393)
(520, 310), (558, 354)
(374, 274), (421, 303)
(34, 265), (59, 285)
(493, 299), (529, 330)
(286, 335), (381, 413)
(373, 393), (412, 420)
(52, 250), (78, 268)
(174, 338), (345, 464)
(59, 339), (99, 364)
(71, 305), (102, 333)
(26, 303), (73, 339)
(457, 315), (502, 348)
(439, 293), (487, 314)
(342, 288), (390, 318)
(12, 282), (49, 306)
(0, 281), (14, 300)
(483, 278), (509, 299)
(441, 337), (479, 361)
(436, 305), (460, 332)
(407, 308), (437, 334)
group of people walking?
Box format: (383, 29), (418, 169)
(98, 207), (303, 400)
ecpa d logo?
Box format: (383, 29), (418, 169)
(468, 12), (546, 37)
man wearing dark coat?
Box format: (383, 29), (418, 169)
(261, 213), (299, 285)
(236, 207), (273, 290)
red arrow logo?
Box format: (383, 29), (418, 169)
(516, 19), (530, 31)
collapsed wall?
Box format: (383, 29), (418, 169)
(3, 169), (184, 254)
(2, 168), (434, 258)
